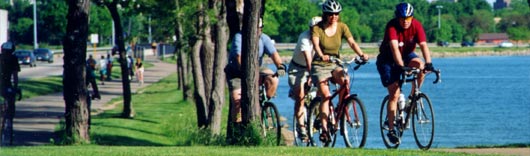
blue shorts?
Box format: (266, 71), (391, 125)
(376, 52), (419, 87)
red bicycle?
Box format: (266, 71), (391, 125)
(307, 57), (368, 148)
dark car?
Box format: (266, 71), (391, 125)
(461, 41), (474, 47)
(33, 48), (54, 63)
(14, 50), (37, 67)
(437, 41), (449, 47)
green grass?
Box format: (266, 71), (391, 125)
(17, 76), (63, 100)
(0, 74), (471, 156)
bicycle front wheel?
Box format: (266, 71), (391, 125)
(412, 93), (435, 150)
(262, 102), (282, 146)
(341, 96), (367, 148)
(379, 95), (400, 149)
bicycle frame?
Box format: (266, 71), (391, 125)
(399, 69), (441, 130)
(328, 57), (365, 127)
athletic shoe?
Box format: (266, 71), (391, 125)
(387, 129), (400, 144)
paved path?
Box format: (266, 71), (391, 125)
(11, 56), (175, 146)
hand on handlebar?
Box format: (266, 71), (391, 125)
(424, 63), (434, 73)
(276, 63), (287, 77)
(321, 55), (330, 62)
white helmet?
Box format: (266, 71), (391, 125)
(308, 16), (322, 27)
(322, 0), (342, 13)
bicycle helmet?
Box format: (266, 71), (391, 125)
(308, 16), (322, 27)
(395, 2), (414, 18)
(1, 41), (15, 54)
(322, 0), (342, 13)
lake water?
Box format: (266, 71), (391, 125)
(269, 55), (530, 148)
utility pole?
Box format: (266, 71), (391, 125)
(436, 5), (443, 29)
(33, 0), (38, 49)
(148, 16), (152, 44)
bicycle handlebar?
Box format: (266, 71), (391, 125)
(330, 56), (368, 71)
(401, 68), (442, 84)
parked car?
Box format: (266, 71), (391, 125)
(498, 41), (514, 48)
(33, 48), (54, 63)
(437, 41), (449, 47)
(14, 50), (37, 67)
(461, 41), (474, 47)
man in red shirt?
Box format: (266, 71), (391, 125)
(376, 2), (435, 144)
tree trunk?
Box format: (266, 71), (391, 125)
(191, 3), (209, 128)
(174, 0), (184, 91)
(240, 0), (261, 124)
(106, 1), (133, 118)
(207, 0), (228, 135)
(63, 0), (91, 144)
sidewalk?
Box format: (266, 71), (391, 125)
(11, 56), (175, 146)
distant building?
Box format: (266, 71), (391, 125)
(476, 33), (509, 44)
(493, 0), (511, 10)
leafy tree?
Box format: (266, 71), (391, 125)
(264, 0), (320, 42)
(88, 5), (113, 46)
(38, 0), (68, 45)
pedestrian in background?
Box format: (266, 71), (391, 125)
(106, 53), (113, 81)
(99, 55), (107, 85)
(135, 58), (144, 86)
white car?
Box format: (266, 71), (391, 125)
(498, 41), (514, 48)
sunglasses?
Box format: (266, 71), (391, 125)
(400, 16), (413, 22)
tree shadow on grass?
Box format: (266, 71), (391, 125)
(91, 134), (166, 146)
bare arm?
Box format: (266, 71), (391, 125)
(418, 41), (432, 64)
(303, 50), (312, 72)
(390, 40), (405, 67)
(270, 52), (283, 68)
(346, 37), (368, 60)
(312, 36), (328, 61)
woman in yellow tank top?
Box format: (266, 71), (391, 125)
(310, 0), (369, 143)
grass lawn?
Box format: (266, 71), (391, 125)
(0, 73), (472, 156)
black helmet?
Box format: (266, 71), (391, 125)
(1, 41), (15, 54)
(395, 2), (414, 18)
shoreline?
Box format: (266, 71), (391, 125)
(268, 49), (530, 64)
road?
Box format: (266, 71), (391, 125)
(18, 57), (64, 80)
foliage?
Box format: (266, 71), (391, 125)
(2, 0), (529, 45)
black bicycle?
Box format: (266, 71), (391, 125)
(307, 57), (368, 148)
(1, 87), (22, 146)
(379, 68), (441, 150)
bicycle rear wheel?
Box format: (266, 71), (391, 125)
(293, 104), (310, 146)
(261, 102), (282, 146)
(379, 95), (401, 149)
(341, 95), (367, 148)
(412, 93), (435, 150)
(307, 98), (332, 147)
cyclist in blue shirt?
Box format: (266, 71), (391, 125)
(225, 18), (286, 123)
